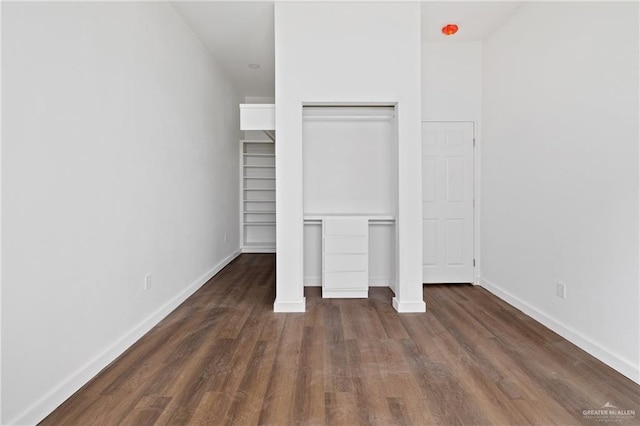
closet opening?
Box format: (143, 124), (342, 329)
(301, 104), (399, 298)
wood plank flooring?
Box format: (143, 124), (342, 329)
(41, 254), (640, 425)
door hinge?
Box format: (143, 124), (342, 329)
(473, 138), (476, 147)
(473, 259), (476, 267)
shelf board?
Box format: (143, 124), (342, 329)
(244, 222), (276, 226)
(243, 153), (275, 157)
(244, 211), (276, 214)
(241, 139), (275, 144)
(243, 200), (275, 203)
(304, 214), (395, 221)
(243, 165), (275, 169)
(243, 177), (276, 180)
(244, 188), (275, 191)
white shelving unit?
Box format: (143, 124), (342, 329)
(241, 140), (276, 252)
(322, 216), (369, 298)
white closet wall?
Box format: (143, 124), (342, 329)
(274, 2), (424, 312)
(303, 106), (396, 216)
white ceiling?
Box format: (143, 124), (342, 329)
(170, 1), (522, 99)
(170, 1), (275, 99)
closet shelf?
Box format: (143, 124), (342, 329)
(304, 214), (395, 221)
(240, 139), (275, 144)
(242, 140), (276, 252)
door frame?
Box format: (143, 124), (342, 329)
(421, 120), (480, 285)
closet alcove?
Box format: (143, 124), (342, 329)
(301, 104), (398, 297)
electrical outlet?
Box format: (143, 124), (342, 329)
(556, 281), (566, 299)
(144, 274), (152, 290)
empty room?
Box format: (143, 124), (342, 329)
(1, 1), (638, 425)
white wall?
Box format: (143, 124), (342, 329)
(274, 2), (424, 312)
(422, 41), (482, 122)
(1, 2), (241, 423)
(481, 2), (639, 382)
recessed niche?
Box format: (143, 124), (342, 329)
(302, 105), (398, 216)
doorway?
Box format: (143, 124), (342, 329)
(422, 121), (475, 283)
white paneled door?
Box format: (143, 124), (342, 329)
(422, 122), (474, 283)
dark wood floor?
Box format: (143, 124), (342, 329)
(42, 254), (639, 425)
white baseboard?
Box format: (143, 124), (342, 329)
(479, 277), (640, 385)
(392, 297), (426, 313)
(8, 250), (241, 426)
(369, 277), (392, 287)
(303, 277), (391, 288)
(241, 246), (275, 253)
(273, 298), (306, 312)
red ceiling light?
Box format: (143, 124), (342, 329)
(441, 24), (459, 36)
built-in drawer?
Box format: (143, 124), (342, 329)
(324, 254), (367, 272)
(322, 216), (369, 298)
(324, 271), (368, 290)
(324, 236), (367, 254)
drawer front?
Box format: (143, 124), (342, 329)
(324, 218), (368, 236)
(324, 236), (367, 254)
(324, 271), (368, 290)
(324, 254), (367, 272)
